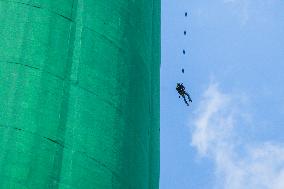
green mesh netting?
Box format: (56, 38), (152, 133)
(0, 0), (160, 188)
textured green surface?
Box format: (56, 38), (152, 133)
(0, 0), (160, 188)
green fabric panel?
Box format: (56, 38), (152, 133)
(0, 0), (160, 189)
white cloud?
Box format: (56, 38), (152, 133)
(223, 0), (277, 26)
(191, 83), (284, 189)
(223, 0), (250, 26)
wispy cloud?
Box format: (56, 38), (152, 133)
(191, 83), (284, 189)
(223, 0), (250, 26)
(223, 0), (277, 26)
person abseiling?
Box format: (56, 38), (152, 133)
(176, 83), (192, 106)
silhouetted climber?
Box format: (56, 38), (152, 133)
(185, 12), (188, 17)
(176, 83), (192, 106)
(182, 68), (184, 73)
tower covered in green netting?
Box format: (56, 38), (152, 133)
(0, 0), (160, 188)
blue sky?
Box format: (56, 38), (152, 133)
(160, 0), (284, 188)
